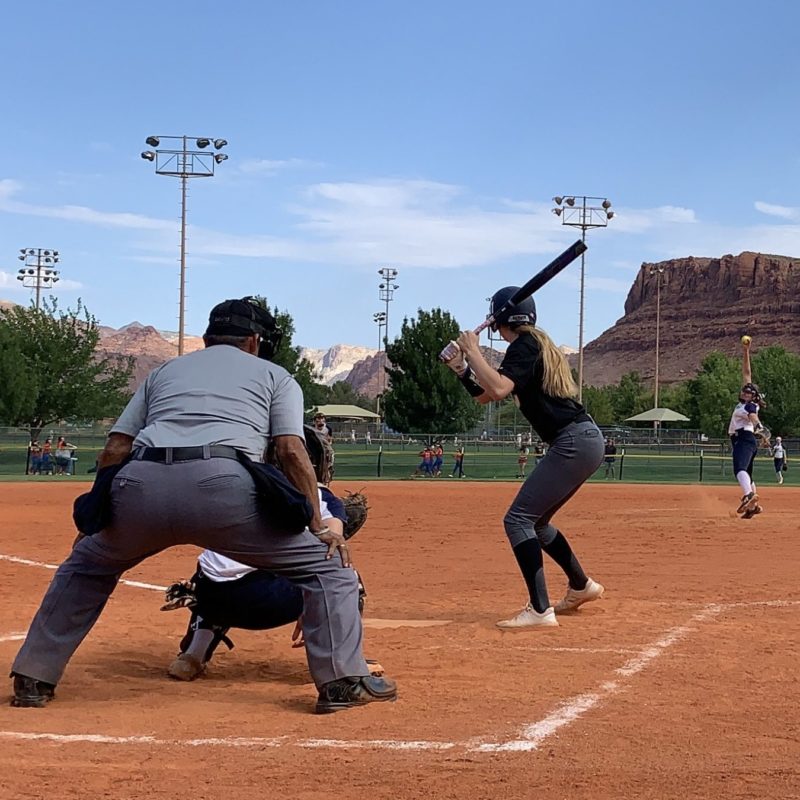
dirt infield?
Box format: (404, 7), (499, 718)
(1, 481), (798, 800)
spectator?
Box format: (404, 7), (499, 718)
(55, 436), (77, 476)
(450, 447), (465, 479)
(771, 436), (787, 485)
(413, 446), (433, 477)
(516, 445), (529, 479)
(29, 441), (43, 475)
(603, 438), (617, 479)
(313, 413), (333, 444)
(41, 439), (53, 475)
(432, 442), (444, 477)
(365, 430), (372, 446)
(534, 441), (545, 466)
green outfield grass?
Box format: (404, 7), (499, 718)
(1, 439), (794, 487)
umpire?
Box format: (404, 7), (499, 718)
(10, 297), (396, 714)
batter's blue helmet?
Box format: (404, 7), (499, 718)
(488, 286), (537, 332)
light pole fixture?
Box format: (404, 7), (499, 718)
(140, 134), (229, 355)
(649, 265), (666, 410)
(551, 195), (614, 401)
(16, 248), (61, 310)
(372, 311), (387, 417)
(372, 311), (387, 352)
(377, 268), (399, 397)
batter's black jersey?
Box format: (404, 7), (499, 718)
(498, 333), (588, 444)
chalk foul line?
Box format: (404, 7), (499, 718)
(0, 553), (166, 592)
(1, 600), (796, 754)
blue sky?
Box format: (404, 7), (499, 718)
(2, 1), (799, 351)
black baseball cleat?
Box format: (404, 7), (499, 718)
(742, 504), (763, 520)
(736, 491), (758, 514)
(315, 675), (397, 714)
(10, 673), (56, 708)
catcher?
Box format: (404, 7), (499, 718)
(162, 426), (377, 681)
(728, 336), (769, 519)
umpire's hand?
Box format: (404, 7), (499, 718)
(313, 527), (352, 567)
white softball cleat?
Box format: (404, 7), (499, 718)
(554, 578), (605, 614)
(496, 603), (558, 629)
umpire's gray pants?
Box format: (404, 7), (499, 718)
(504, 421), (604, 548)
(12, 458), (369, 689)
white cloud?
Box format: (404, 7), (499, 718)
(238, 157), (319, 175)
(611, 205), (697, 233)
(0, 179), (171, 231)
(754, 200), (799, 220)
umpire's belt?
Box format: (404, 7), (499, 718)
(135, 445), (240, 464)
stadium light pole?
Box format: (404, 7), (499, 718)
(373, 311), (387, 417)
(377, 268), (399, 397)
(140, 135), (229, 355)
(552, 195), (614, 401)
(16, 248), (61, 310)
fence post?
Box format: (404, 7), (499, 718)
(619, 448), (625, 480)
(377, 445), (383, 478)
(699, 449), (704, 482)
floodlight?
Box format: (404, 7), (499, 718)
(145, 136), (160, 147)
(601, 199), (612, 209)
(214, 153), (228, 164)
(553, 196), (563, 205)
(196, 138), (211, 148)
(213, 139), (228, 149)
(552, 208), (563, 216)
(565, 197), (576, 206)
(141, 151), (156, 161)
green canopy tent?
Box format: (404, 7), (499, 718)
(306, 404), (380, 420)
(624, 408), (690, 424)
(625, 407), (691, 445)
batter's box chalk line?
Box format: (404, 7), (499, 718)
(1, 551), (798, 754)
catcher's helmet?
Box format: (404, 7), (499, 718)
(265, 424), (333, 485)
(741, 382), (763, 403)
(488, 287), (537, 332)
(205, 297), (283, 360)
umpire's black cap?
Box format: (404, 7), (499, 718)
(204, 297), (277, 338)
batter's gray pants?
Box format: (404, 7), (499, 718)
(504, 421), (605, 548)
(12, 457), (368, 689)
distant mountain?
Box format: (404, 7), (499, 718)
(299, 344), (377, 385)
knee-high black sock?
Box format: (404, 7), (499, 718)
(511, 538), (550, 613)
(542, 531), (588, 590)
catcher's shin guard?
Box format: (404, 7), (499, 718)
(356, 570), (367, 614)
(179, 612), (235, 664)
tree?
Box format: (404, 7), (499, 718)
(383, 309), (484, 434)
(610, 372), (651, 422)
(685, 352), (740, 437)
(0, 323), (39, 424)
(751, 346), (800, 436)
(581, 385), (615, 425)
(0, 299), (134, 440)
(254, 297), (321, 406)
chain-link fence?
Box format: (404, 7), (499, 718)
(1, 426), (795, 485)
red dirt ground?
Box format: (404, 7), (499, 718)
(0, 481), (798, 800)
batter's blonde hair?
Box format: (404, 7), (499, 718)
(514, 324), (578, 399)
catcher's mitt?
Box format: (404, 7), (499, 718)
(343, 490), (369, 540)
(161, 579), (197, 612)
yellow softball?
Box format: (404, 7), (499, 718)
(741, 335), (752, 346)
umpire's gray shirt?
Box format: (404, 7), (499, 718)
(111, 345), (304, 461)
